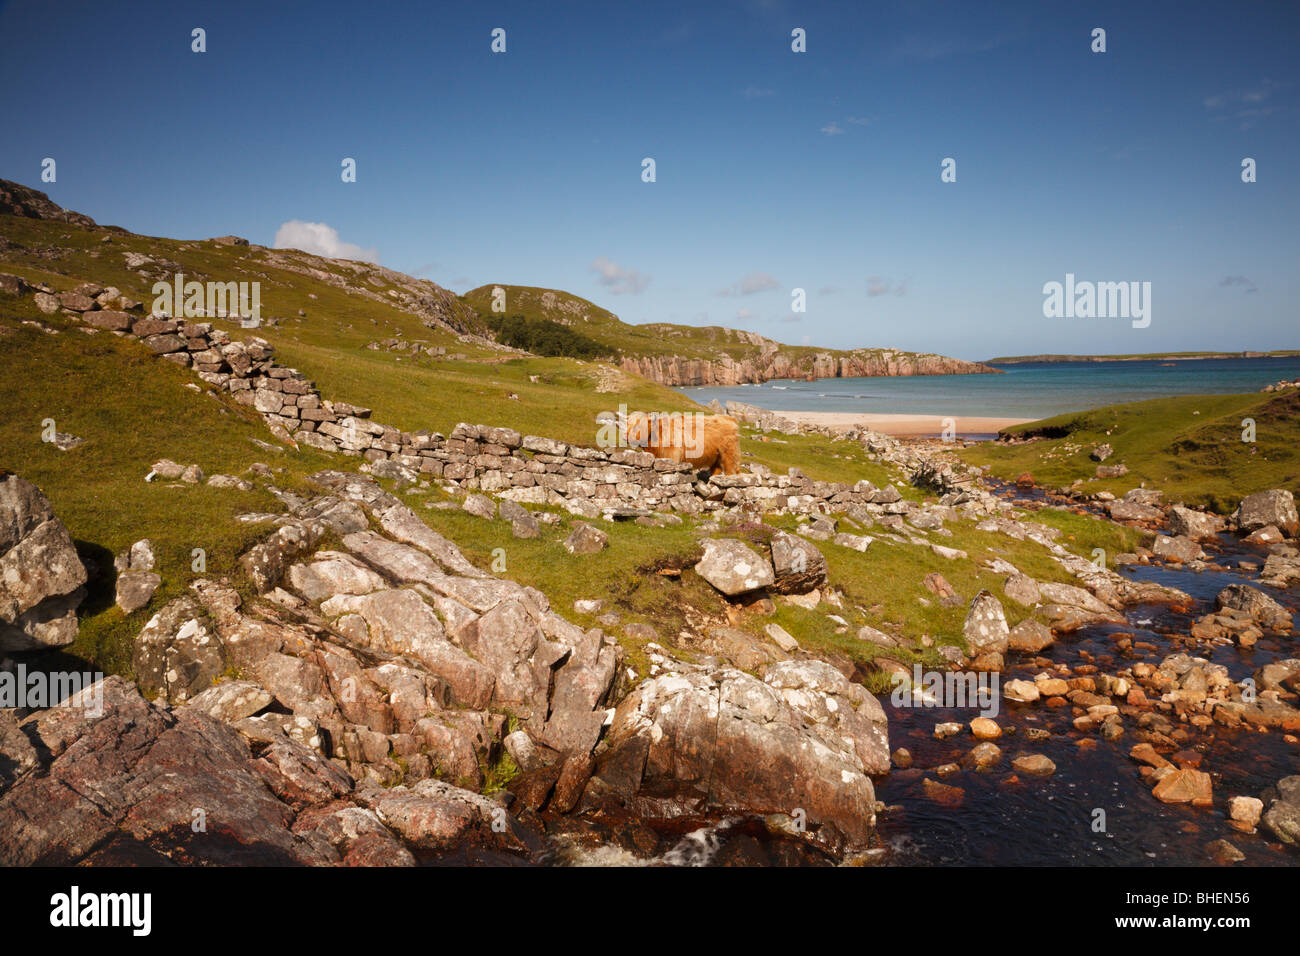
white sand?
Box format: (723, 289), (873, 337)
(770, 410), (1031, 436)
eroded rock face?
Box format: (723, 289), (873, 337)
(0, 474), (87, 652)
(0, 677), (332, 866)
(586, 651), (888, 850)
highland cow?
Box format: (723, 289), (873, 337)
(618, 410), (741, 477)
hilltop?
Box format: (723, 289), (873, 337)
(462, 282), (1000, 386)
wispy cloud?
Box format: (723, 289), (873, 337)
(590, 256), (650, 294)
(820, 122), (844, 136)
(867, 276), (908, 297)
(1220, 275), (1259, 294)
(718, 271), (781, 296)
(735, 307), (757, 321)
(742, 85), (775, 99)
(273, 221), (379, 263)
(1204, 80), (1282, 129)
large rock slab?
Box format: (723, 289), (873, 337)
(0, 474), (87, 651)
(0, 677), (333, 866)
(588, 652), (887, 850)
(1234, 489), (1298, 537)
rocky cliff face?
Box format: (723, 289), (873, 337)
(618, 348), (1000, 386)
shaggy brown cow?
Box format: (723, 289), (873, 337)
(619, 411), (741, 476)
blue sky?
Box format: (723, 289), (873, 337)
(1, 0), (1296, 360)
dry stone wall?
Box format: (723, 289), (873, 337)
(19, 278), (914, 518)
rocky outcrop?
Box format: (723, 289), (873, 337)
(0, 179), (96, 229)
(0, 474), (87, 652)
(585, 650), (889, 853)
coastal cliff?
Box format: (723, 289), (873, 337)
(618, 347), (999, 386)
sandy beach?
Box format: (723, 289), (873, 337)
(771, 410), (1033, 436)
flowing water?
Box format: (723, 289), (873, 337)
(429, 484), (1300, 867)
(875, 525), (1299, 867)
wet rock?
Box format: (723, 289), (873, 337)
(1260, 776), (1300, 844)
(970, 717), (1001, 739)
(1215, 584), (1293, 631)
(694, 538), (774, 596)
(1204, 838), (1244, 864)
(1152, 769), (1213, 807)
(0, 473), (87, 651)
(921, 778), (965, 807)
(1004, 679), (1040, 703)
(1227, 795), (1263, 829)
(965, 741), (1002, 770)
(1011, 754), (1056, 776)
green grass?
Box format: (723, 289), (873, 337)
(0, 296), (339, 675)
(960, 391), (1300, 512)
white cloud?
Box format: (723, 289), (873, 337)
(590, 256), (650, 294)
(718, 271), (780, 296)
(820, 122), (844, 136)
(273, 220), (379, 263)
(735, 307), (757, 321)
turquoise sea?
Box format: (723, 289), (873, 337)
(680, 357), (1300, 421)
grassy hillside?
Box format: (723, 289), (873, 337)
(0, 294), (340, 675)
(958, 391), (1300, 511)
(461, 282), (949, 369)
(0, 203), (1145, 689)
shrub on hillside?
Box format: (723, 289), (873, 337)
(487, 314), (610, 360)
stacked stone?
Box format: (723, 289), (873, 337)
(29, 282), (905, 518)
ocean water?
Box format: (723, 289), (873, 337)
(679, 356), (1300, 421)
